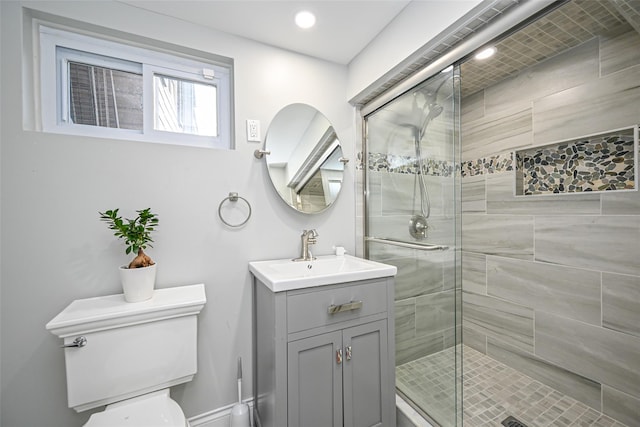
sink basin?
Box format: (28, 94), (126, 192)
(249, 254), (397, 292)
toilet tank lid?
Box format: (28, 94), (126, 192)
(46, 283), (206, 338)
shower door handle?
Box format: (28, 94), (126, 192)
(365, 237), (448, 251)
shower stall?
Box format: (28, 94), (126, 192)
(364, 67), (462, 426)
(361, 1), (640, 426)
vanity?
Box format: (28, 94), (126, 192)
(250, 255), (397, 427)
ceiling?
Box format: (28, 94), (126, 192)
(117, 0), (640, 100)
(118, 0), (411, 64)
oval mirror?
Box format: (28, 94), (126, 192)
(265, 103), (344, 214)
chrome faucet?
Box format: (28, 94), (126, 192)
(294, 229), (319, 261)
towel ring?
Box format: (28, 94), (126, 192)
(218, 192), (252, 227)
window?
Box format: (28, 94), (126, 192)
(39, 25), (233, 149)
(153, 74), (217, 137)
(63, 48), (143, 131)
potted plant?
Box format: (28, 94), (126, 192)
(99, 208), (159, 302)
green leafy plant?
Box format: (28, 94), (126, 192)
(99, 208), (159, 269)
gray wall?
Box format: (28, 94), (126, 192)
(362, 83), (458, 366)
(0, 2), (355, 426)
(347, 0), (481, 100)
(461, 29), (640, 426)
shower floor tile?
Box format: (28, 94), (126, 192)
(396, 345), (629, 427)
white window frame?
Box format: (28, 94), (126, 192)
(39, 24), (232, 149)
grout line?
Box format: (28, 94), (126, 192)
(600, 271), (604, 328)
(532, 214), (536, 262)
(532, 308), (536, 356)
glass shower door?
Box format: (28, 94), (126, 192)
(364, 67), (462, 426)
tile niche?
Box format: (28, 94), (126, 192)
(514, 126), (638, 196)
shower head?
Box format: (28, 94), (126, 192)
(426, 103), (443, 121)
(419, 103), (443, 140)
(399, 100), (444, 144)
(414, 74), (452, 102)
(414, 87), (438, 107)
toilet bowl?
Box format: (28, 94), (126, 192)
(84, 389), (189, 427)
(46, 284), (206, 426)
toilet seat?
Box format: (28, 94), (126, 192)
(84, 389), (189, 427)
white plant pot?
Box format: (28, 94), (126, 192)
(119, 263), (157, 303)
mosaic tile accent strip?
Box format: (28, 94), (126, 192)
(367, 152), (455, 177)
(461, 152), (514, 177)
(365, 128), (635, 188)
(363, 151), (513, 177)
(396, 345), (629, 427)
(515, 128), (636, 195)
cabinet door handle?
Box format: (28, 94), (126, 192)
(346, 346), (352, 361)
(336, 348), (343, 365)
(327, 300), (363, 315)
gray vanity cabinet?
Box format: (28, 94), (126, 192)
(288, 330), (343, 427)
(288, 320), (389, 427)
(252, 277), (396, 427)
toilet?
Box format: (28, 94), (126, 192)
(46, 283), (207, 426)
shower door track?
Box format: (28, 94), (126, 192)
(365, 237), (448, 251)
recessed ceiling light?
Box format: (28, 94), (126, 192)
(295, 11), (316, 29)
(475, 47), (496, 60)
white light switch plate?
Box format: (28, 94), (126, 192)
(247, 119), (261, 142)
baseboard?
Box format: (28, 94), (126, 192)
(191, 395), (429, 427)
(188, 399), (254, 427)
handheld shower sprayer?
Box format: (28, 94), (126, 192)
(406, 73), (452, 239)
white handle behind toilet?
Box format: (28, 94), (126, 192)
(229, 357), (250, 427)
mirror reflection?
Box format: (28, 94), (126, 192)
(265, 103), (344, 214)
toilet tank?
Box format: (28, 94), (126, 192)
(46, 284), (206, 412)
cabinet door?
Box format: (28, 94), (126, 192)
(288, 330), (343, 427)
(342, 320), (389, 427)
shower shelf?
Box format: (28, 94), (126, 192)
(514, 125), (638, 197)
(365, 237), (449, 251)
